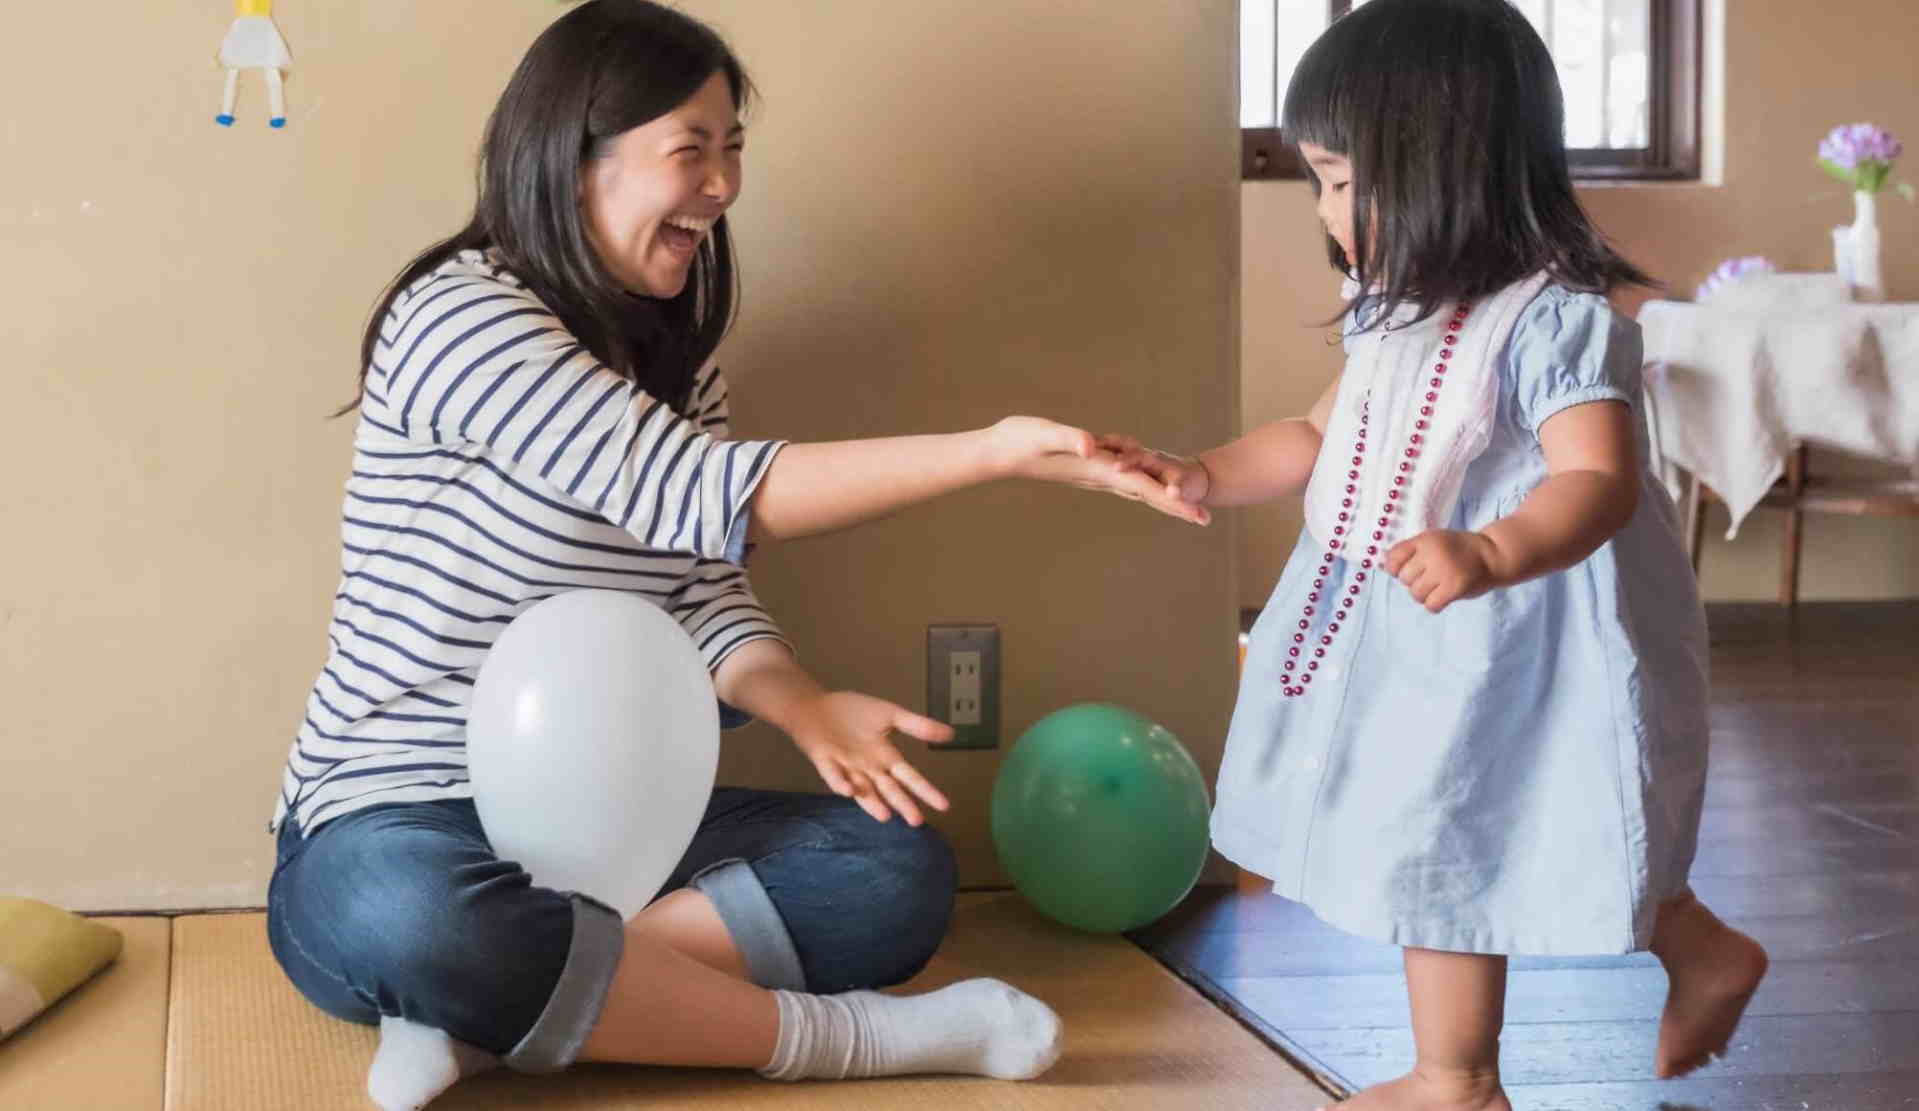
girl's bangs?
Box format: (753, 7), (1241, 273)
(1282, 16), (1368, 158)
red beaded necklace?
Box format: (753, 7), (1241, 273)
(1280, 300), (1475, 699)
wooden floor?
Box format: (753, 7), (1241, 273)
(1136, 601), (1919, 1110)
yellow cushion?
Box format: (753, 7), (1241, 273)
(0, 898), (123, 1041)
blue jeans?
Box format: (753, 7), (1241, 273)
(266, 789), (955, 1071)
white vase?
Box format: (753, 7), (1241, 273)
(1834, 189), (1884, 302)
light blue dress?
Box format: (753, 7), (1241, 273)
(1212, 285), (1710, 956)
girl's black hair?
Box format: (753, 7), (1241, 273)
(1284, 0), (1652, 330)
(343, 0), (753, 416)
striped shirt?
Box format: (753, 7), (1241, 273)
(272, 249), (789, 836)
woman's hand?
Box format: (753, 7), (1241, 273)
(1097, 434), (1214, 507)
(1383, 529), (1503, 613)
(984, 415), (1100, 476)
(786, 690), (955, 826)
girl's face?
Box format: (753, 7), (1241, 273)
(1299, 141), (1356, 268)
(581, 70), (745, 299)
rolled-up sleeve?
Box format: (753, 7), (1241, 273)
(667, 367), (792, 728)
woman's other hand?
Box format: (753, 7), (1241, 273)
(787, 691), (954, 826)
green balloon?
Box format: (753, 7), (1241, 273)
(990, 703), (1212, 933)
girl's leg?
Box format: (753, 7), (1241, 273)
(1319, 948), (1510, 1111)
(1649, 889), (1768, 1078)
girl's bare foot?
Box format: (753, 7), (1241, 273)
(1313, 1067), (1512, 1111)
(1650, 892), (1770, 1078)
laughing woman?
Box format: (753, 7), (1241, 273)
(263, 3), (1194, 1108)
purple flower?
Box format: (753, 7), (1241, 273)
(1819, 123), (1902, 170)
(1819, 123), (1906, 194)
(1695, 256), (1776, 302)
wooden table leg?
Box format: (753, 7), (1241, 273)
(1781, 445), (1807, 607)
(1684, 472), (1707, 575)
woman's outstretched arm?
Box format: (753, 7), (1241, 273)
(747, 415), (1205, 542)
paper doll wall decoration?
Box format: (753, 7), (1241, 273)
(216, 0), (292, 128)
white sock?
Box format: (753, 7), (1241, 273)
(367, 1015), (501, 1111)
(757, 977), (1062, 1082)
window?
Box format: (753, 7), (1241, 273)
(1241, 0), (1700, 181)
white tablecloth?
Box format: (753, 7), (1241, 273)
(1639, 297), (1919, 537)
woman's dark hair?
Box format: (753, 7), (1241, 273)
(1284, 0), (1651, 330)
(343, 0), (753, 415)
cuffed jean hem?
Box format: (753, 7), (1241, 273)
(690, 859), (806, 991)
(504, 893), (624, 1073)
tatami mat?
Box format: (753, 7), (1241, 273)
(163, 893), (1328, 1110)
(0, 916), (172, 1110)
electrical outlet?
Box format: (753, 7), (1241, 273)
(927, 625), (999, 748)
(949, 650), (983, 724)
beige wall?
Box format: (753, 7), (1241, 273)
(4, 2), (1239, 910)
(1240, 0), (1919, 610)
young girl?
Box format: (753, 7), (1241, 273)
(1111, 2), (1768, 1107)
(267, 4), (1197, 1109)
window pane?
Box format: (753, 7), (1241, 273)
(1242, 0), (1653, 153)
(1604, 0), (1651, 148)
(1240, 0), (1334, 129)
(1548, 1), (1606, 146)
(1522, 0), (1651, 149)
(1240, 0), (1277, 127)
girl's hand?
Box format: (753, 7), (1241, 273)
(992, 418), (1209, 525)
(786, 690), (955, 826)
(1383, 529), (1502, 613)
(1097, 434), (1214, 506)
(1030, 450), (1212, 525)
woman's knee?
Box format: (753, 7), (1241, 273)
(362, 854), (568, 1004)
(880, 821), (957, 981)
(814, 810), (957, 987)
(271, 813), (573, 1043)
(879, 816), (958, 917)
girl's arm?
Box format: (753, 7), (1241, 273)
(1385, 399), (1639, 611)
(711, 638), (953, 827)
(1101, 374), (1343, 511)
(1478, 399), (1639, 582)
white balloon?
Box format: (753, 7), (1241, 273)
(467, 589), (719, 920)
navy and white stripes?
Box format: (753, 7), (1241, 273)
(273, 249), (788, 835)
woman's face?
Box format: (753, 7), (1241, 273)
(581, 70), (744, 299)
(1299, 142), (1356, 267)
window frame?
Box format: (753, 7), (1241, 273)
(1241, 0), (1701, 182)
